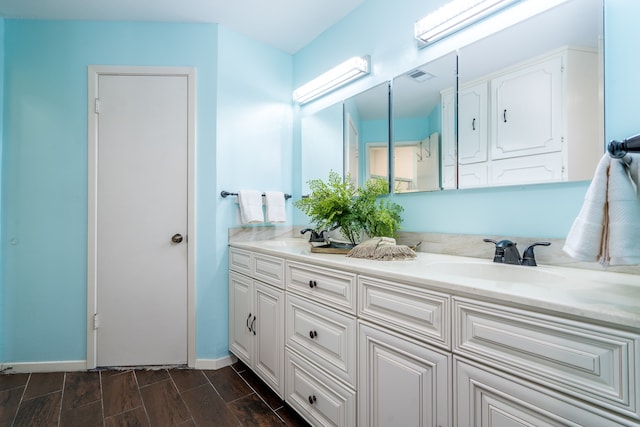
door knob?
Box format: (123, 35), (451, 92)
(171, 234), (184, 244)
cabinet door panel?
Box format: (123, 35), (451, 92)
(459, 82), (488, 164)
(359, 322), (451, 427)
(229, 272), (253, 366)
(491, 56), (562, 159)
(254, 281), (284, 398)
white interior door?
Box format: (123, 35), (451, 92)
(94, 71), (190, 367)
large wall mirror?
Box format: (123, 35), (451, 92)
(456, 0), (603, 189)
(300, 102), (343, 194)
(343, 82), (391, 189)
(391, 52), (457, 193)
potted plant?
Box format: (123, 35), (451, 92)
(295, 171), (404, 246)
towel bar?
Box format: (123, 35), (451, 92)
(220, 190), (292, 200)
(607, 134), (640, 158)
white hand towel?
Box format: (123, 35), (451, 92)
(265, 191), (287, 223)
(237, 190), (264, 224)
(563, 153), (640, 265)
(607, 154), (640, 265)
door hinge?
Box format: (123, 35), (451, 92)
(93, 313), (100, 329)
(94, 98), (100, 114)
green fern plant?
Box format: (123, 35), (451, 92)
(295, 171), (403, 245)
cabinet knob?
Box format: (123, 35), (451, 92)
(503, 109), (508, 123)
(472, 117), (476, 131)
(309, 330), (318, 339)
(308, 280), (317, 288)
(251, 316), (256, 335)
(308, 395), (317, 404)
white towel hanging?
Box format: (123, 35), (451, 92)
(265, 191), (287, 223)
(237, 190), (264, 224)
(563, 153), (640, 265)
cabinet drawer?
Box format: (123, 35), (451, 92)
(455, 357), (632, 427)
(358, 276), (450, 350)
(285, 349), (356, 427)
(286, 261), (356, 313)
(229, 247), (252, 275)
(253, 253), (285, 289)
(286, 294), (356, 387)
(454, 298), (640, 420)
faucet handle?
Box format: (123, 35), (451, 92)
(484, 238), (505, 263)
(521, 242), (551, 266)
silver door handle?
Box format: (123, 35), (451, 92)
(171, 234), (184, 244)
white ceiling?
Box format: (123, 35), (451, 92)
(0, 0), (365, 53)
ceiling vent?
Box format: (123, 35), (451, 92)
(406, 68), (436, 82)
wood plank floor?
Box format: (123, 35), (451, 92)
(0, 361), (310, 426)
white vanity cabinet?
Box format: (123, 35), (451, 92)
(229, 242), (639, 426)
(228, 248), (285, 398)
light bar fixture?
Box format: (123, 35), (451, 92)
(414, 0), (520, 46)
(293, 55), (370, 104)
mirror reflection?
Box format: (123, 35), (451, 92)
(392, 52), (457, 193)
(300, 102), (343, 194)
(456, 0), (603, 188)
(343, 82), (390, 189)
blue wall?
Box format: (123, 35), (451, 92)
(293, 0), (638, 238)
(212, 26), (293, 358)
(1, 0), (639, 365)
(0, 20), (292, 364)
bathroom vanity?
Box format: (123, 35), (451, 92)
(228, 239), (639, 426)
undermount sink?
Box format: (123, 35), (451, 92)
(426, 261), (567, 286)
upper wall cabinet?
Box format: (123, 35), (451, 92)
(392, 52), (457, 193)
(456, 0), (603, 189)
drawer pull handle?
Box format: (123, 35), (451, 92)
(246, 313), (252, 332)
(309, 330), (318, 339)
(308, 395), (317, 404)
(308, 280), (317, 288)
(251, 316), (256, 335)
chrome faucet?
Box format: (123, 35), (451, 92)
(484, 239), (550, 266)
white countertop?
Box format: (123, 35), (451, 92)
(230, 238), (640, 330)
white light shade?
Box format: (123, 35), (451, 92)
(415, 0), (520, 45)
(293, 55), (370, 104)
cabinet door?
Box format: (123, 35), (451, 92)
(254, 281), (285, 398)
(229, 272), (253, 366)
(491, 56), (562, 159)
(455, 357), (631, 427)
(459, 82), (488, 165)
(359, 322), (451, 427)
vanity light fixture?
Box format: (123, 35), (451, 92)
(414, 0), (520, 46)
(293, 55), (370, 104)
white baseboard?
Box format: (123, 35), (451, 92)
(1, 360), (88, 374)
(194, 354), (237, 370)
